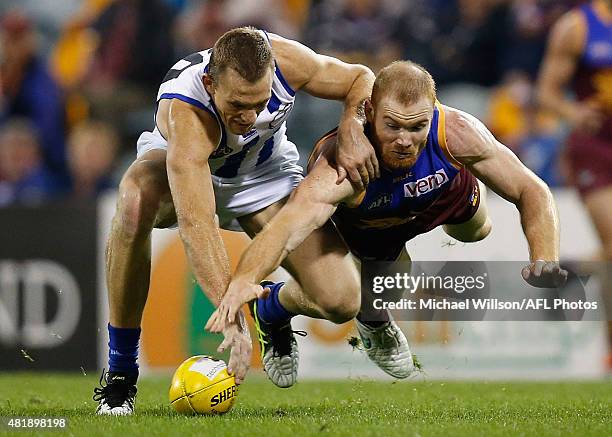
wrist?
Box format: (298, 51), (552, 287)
(338, 119), (364, 146)
(231, 275), (258, 287)
(529, 256), (559, 263)
(340, 114), (364, 130)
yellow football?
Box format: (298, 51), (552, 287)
(169, 355), (237, 415)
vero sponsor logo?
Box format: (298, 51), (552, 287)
(404, 169), (449, 197)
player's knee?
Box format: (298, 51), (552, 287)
(464, 218), (492, 242)
(446, 217), (492, 243)
(115, 168), (166, 238)
(114, 184), (151, 239)
(318, 294), (360, 324)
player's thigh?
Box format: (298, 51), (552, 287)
(443, 180), (491, 242)
(283, 220), (360, 311)
(583, 185), (612, 259)
(119, 149), (176, 229)
(237, 197), (287, 236)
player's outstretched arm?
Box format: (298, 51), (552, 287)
(269, 33), (378, 189)
(444, 106), (567, 287)
(166, 100), (251, 382)
(536, 10), (602, 133)
(206, 154), (358, 332)
(166, 99), (231, 305)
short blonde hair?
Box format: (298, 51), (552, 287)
(372, 61), (436, 106)
(209, 27), (273, 84)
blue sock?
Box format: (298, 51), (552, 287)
(108, 324), (140, 376)
(256, 281), (295, 326)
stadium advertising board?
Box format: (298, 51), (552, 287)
(0, 202), (98, 371)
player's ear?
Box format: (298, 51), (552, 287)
(203, 74), (215, 95)
(364, 98), (374, 123)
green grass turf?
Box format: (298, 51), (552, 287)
(0, 373), (610, 436)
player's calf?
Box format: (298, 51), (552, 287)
(315, 293), (361, 324)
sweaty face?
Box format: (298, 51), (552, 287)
(204, 67), (272, 135)
(367, 95), (434, 172)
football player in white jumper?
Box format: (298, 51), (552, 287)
(94, 27), (388, 415)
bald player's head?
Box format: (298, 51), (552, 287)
(371, 61), (436, 108)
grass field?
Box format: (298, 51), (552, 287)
(0, 373), (610, 436)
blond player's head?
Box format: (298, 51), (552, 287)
(366, 61), (437, 171)
(371, 61), (436, 108)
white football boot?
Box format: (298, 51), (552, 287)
(250, 291), (305, 388)
(356, 317), (414, 378)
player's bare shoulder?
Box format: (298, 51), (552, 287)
(267, 32), (318, 91)
(162, 99), (221, 156)
(442, 105), (497, 165)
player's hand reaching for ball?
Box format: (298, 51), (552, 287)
(216, 310), (252, 385)
(521, 260), (568, 288)
(206, 279), (271, 333)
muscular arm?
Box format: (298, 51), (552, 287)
(270, 33), (378, 186)
(233, 151), (357, 284)
(445, 107), (560, 261)
(166, 101), (252, 383)
(165, 99), (231, 305)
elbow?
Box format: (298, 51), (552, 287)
(534, 178), (554, 203)
(347, 64), (375, 97)
(290, 186), (333, 228)
(282, 198), (333, 253)
(517, 178), (556, 212)
(355, 64), (375, 81)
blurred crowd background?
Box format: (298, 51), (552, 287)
(0, 0), (584, 206)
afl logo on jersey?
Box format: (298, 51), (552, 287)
(404, 169), (449, 197)
(367, 193), (393, 210)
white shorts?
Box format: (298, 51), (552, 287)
(136, 129), (303, 231)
